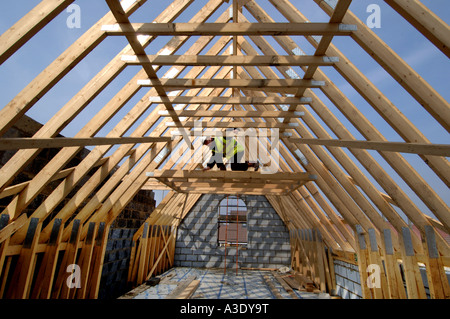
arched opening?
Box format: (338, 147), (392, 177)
(217, 196), (247, 247)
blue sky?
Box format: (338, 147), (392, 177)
(0, 0), (448, 214)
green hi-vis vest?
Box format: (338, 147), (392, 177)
(213, 137), (245, 160)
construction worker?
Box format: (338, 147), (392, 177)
(202, 135), (259, 171)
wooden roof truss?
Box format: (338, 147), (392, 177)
(0, 0), (449, 299)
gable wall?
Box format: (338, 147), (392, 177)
(174, 194), (291, 269)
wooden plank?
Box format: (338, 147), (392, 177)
(87, 222), (108, 299)
(159, 110), (305, 118)
(382, 229), (404, 299)
(314, 230), (327, 292)
(175, 279), (200, 299)
(58, 219), (82, 299)
(355, 225), (372, 299)
(7, 218), (42, 298)
(149, 96), (311, 105)
(75, 222), (97, 299)
(0, 136), (172, 150)
(138, 78), (325, 91)
(263, 274), (284, 299)
(136, 223), (149, 285)
(147, 170), (315, 181)
(103, 22), (357, 36)
(272, 271), (299, 299)
(367, 228), (386, 298)
(289, 137), (450, 156)
(166, 121), (301, 129)
(31, 218), (63, 299)
(423, 225), (450, 299)
(124, 54), (338, 66)
(165, 276), (198, 299)
(0, 214), (11, 298)
(400, 227), (427, 299)
(385, 0), (450, 58)
(0, 0), (74, 64)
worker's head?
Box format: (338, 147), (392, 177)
(202, 137), (214, 146)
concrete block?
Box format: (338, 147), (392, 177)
(192, 261), (205, 268)
(175, 254), (186, 261)
(186, 254), (197, 261)
(179, 261), (193, 267)
(110, 229), (122, 239)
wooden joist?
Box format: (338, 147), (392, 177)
(122, 54), (339, 66)
(0, 136), (172, 150)
(159, 110), (305, 118)
(165, 121), (300, 129)
(288, 137), (450, 156)
(102, 22), (357, 36)
(138, 78), (326, 92)
(147, 169), (316, 181)
(149, 96), (311, 105)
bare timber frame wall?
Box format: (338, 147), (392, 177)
(0, 0), (449, 300)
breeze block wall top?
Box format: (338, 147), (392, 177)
(174, 194), (291, 269)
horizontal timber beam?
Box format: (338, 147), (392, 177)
(159, 110), (305, 118)
(149, 96), (312, 105)
(165, 121), (299, 129)
(102, 22), (357, 36)
(146, 169), (316, 181)
(170, 188), (293, 195)
(0, 136), (173, 150)
(138, 78), (325, 90)
(289, 138), (450, 157)
(122, 54), (339, 66)
(169, 130), (294, 137)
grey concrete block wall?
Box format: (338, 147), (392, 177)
(334, 260), (363, 299)
(174, 194), (291, 269)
